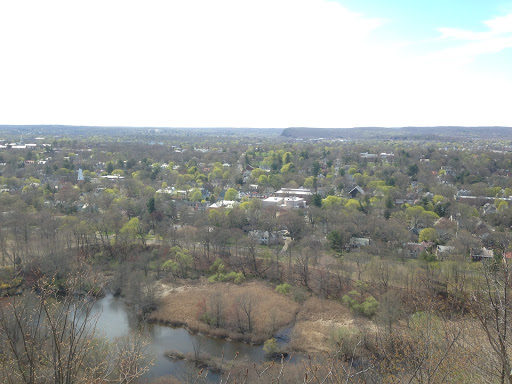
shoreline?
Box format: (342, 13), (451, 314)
(147, 315), (277, 345)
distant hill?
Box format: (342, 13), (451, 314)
(0, 125), (283, 138)
(281, 126), (512, 140)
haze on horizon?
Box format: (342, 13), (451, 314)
(1, 0), (511, 128)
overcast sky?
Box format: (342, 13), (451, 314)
(1, 0), (511, 128)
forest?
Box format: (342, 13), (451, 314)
(2, 126), (512, 383)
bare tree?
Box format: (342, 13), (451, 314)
(208, 291), (225, 329)
(234, 292), (254, 334)
(293, 247), (311, 289)
(472, 259), (512, 384)
(0, 276), (150, 384)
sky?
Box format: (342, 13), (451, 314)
(0, 0), (511, 128)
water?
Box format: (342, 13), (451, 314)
(91, 294), (283, 382)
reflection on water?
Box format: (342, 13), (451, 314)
(92, 294), (278, 381)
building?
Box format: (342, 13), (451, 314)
(248, 230), (280, 245)
(471, 247), (494, 262)
(402, 242), (433, 258)
(262, 196), (307, 209)
(435, 245), (455, 260)
(262, 197), (283, 209)
(282, 197), (306, 209)
(208, 200), (239, 210)
(347, 237), (371, 252)
(275, 188), (313, 203)
(349, 186), (365, 198)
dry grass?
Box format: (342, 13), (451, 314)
(291, 297), (373, 353)
(150, 280), (367, 352)
(149, 280), (299, 343)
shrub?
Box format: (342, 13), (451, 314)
(359, 296), (379, 317)
(263, 338), (279, 356)
(330, 326), (361, 358)
(342, 291), (379, 318)
(291, 286), (308, 303)
(208, 271), (245, 284)
(275, 283), (291, 294)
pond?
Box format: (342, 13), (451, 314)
(92, 294), (292, 382)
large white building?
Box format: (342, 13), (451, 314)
(274, 188), (313, 203)
(261, 196), (306, 209)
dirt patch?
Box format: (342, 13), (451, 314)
(154, 281), (195, 298)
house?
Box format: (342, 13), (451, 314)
(360, 152), (377, 160)
(348, 186), (365, 198)
(409, 227), (420, 237)
(101, 175), (125, 180)
(482, 203), (497, 215)
(248, 230), (280, 245)
(441, 166), (456, 176)
(402, 242), (433, 259)
(347, 237), (371, 252)
(434, 217), (457, 242)
(379, 152), (395, 160)
(471, 247), (494, 262)
(208, 200), (239, 210)
(156, 187), (175, 194)
(395, 198), (415, 206)
(435, 245), (455, 260)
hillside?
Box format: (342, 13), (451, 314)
(281, 126), (512, 140)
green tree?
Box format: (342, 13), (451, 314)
(327, 231), (344, 256)
(111, 169), (124, 176)
(312, 161), (321, 176)
(120, 217), (140, 241)
(189, 189), (203, 202)
(251, 168), (265, 179)
(312, 194), (322, 207)
(407, 163), (419, 178)
(280, 163), (295, 174)
(257, 174), (268, 185)
(419, 227), (438, 243)
(147, 197), (156, 214)
(224, 188), (239, 201)
(322, 195), (344, 208)
(304, 177), (314, 189)
(406, 205), (425, 227)
(106, 161), (115, 174)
